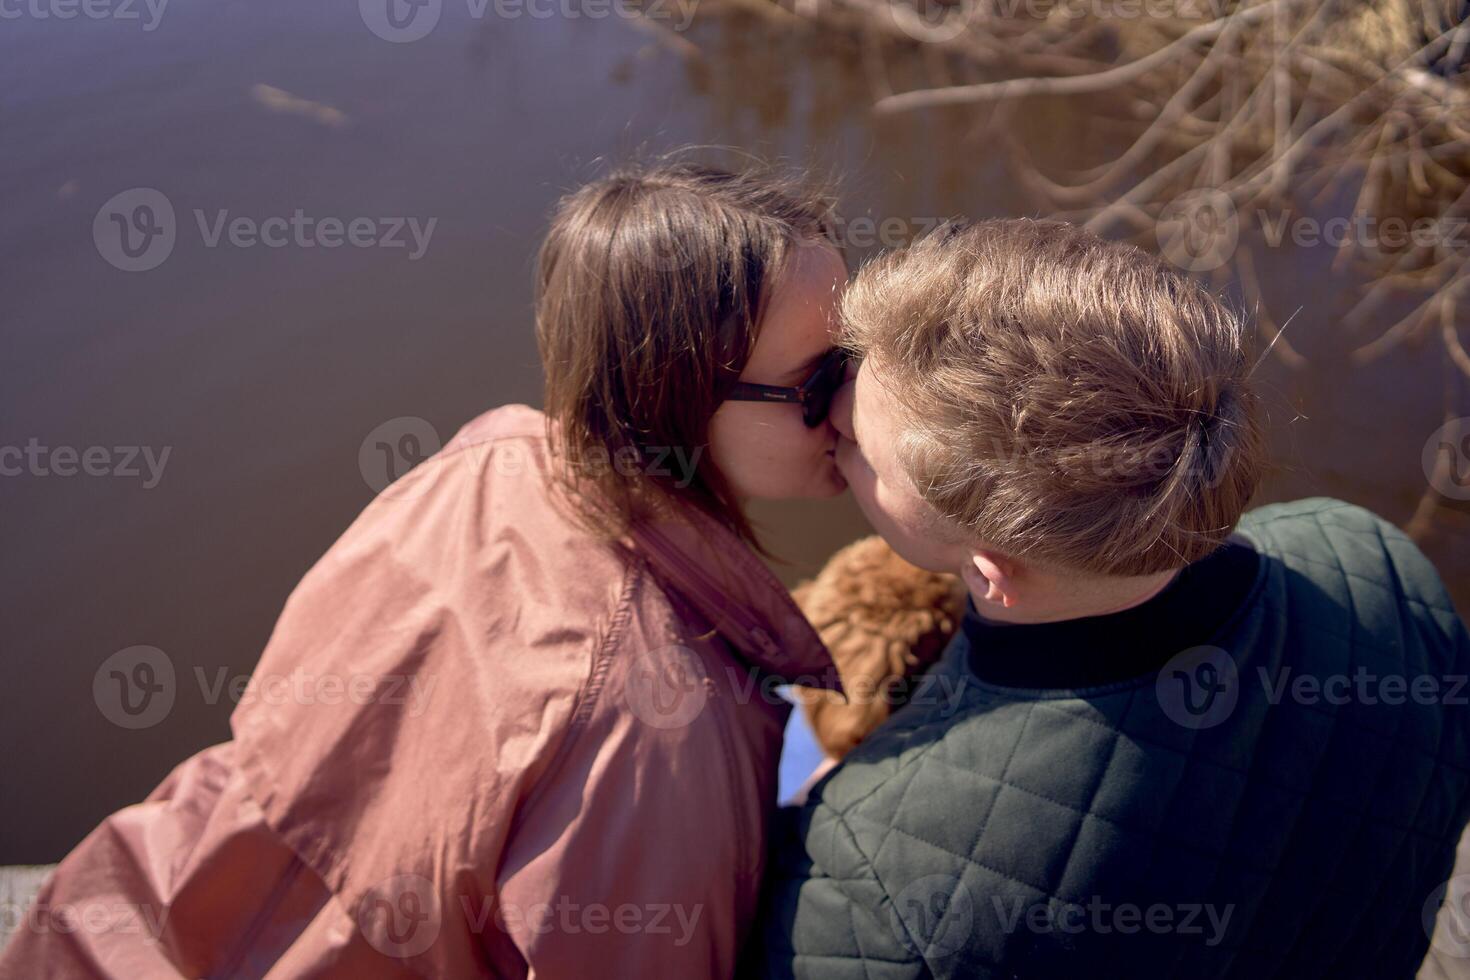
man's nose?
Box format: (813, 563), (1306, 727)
(830, 380), (855, 441)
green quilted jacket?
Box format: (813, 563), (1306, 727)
(754, 498), (1470, 979)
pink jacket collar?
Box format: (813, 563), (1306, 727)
(626, 513), (842, 693)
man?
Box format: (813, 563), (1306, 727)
(752, 218), (1470, 978)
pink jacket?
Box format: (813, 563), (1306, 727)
(0, 404), (838, 978)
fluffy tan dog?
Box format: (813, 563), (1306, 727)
(790, 535), (968, 759)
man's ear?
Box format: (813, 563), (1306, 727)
(961, 549), (1019, 608)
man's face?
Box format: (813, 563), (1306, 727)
(830, 358), (972, 575)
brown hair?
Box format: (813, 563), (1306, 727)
(535, 158), (840, 548)
(842, 218), (1266, 577)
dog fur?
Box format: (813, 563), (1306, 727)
(790, 535), (968, 759)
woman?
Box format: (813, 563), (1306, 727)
(1, 161), (851, 978)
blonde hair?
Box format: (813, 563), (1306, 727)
(842, 218), (1265, 577)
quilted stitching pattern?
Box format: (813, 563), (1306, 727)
(756, 499), (1470, 980)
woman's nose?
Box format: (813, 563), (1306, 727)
(829, 380), (855, 441)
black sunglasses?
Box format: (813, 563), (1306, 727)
(725, 347), (850, 428)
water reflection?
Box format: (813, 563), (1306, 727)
(0, 0), (1464, 861)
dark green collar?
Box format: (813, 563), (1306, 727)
(961, 534), (1264, 689)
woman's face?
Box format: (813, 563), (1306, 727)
(707, 241), (850, 502)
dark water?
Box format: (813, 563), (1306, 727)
(2, 0), (1465, 860)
